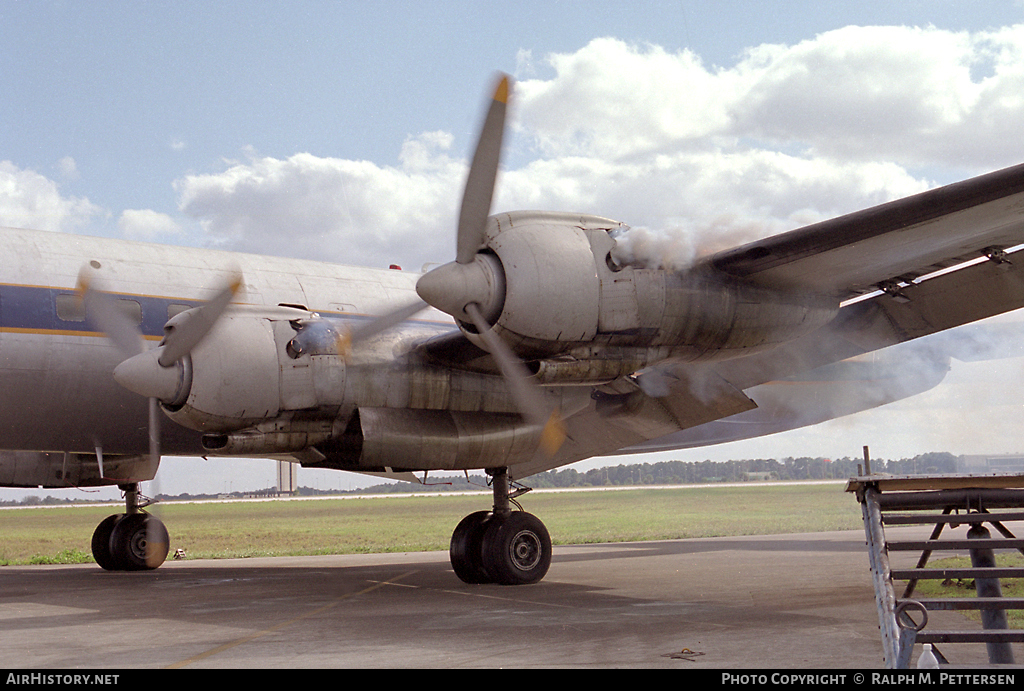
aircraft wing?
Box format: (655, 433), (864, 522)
(513, 163), (1024, 478)
(708, 162), (1024, 299)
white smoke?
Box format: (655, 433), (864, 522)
(608, 215), (791, 272)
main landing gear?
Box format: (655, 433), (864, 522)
(91, 483), (170, 571)
(449, 467), (552, 585)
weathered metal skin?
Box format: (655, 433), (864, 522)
(455, 211), (840, 362)
(314, 408), (545, 472)
(162, 306), (320, 433)
(6, 163), (1024, 493)
(0, 450), (157, 488)
(162, 311), (594, 468)
(0, 218), (840, 479)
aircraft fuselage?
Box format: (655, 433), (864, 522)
(0, 225), (449, 459)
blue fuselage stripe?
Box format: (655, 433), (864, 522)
(0, 283), (447, 339)
(0, 284), (199, 338)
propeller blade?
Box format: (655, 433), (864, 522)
(148, 396), (161, 467)
(145, 395), (167, 568)
(78, 269), (145, 359)
(337, 299), (429, 358)
(465, 303), (566, 457)
(456, 74), (509, 265)
(157, 273), (243, 366)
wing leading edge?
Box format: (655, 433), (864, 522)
(709, 162), (1024, 299)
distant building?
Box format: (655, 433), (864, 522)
(277, 461), (298, 494)
(959, 454), (1024, 473)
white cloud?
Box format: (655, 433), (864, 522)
(118, 209), (183, 241)
(175, 132), (466, 270)
(497, 28), (1024, 267)
(159, 26), (1024, 275)
(0, 160), (103, 232)
(55, 156), (79, 181)
(515, 28), (1024, 170)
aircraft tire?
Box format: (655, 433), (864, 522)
(480, 511), (551, 585)
(450, 511), (494, 584)
(91, 514), (124, 571)
(109, 513), (170, 571)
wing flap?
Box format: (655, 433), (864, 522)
(712, 245), (1024, 392)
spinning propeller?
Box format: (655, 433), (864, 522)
(78, 268), (243, 463)
(416, 75), (566, 456)
(79, 270), (241, 569)
(340, 74), (566, 457)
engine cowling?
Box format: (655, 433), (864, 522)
(416, 211), (615, 357)
(115, 305), (347, 434)
(166, 310), (282, 431)
(416, 210), (839, 366)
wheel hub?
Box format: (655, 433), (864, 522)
(508, 529), (542, 570)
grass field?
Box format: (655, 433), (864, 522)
(904, 553), (1024, 629)
(0, 482), (863, 565)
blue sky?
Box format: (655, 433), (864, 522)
(3, 1), (1024, 497)
(5, 1), (1022, 242)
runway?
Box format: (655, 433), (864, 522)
(0, 528), (991, 669)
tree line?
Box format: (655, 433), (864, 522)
(523, 452), (959, 488)
(325, 451), (960, 494)
(2, 452), (962, 504)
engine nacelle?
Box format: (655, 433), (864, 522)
(484, 212), (607, 351)
(417, 210), (839, 366)
(144, 306), (347, 434)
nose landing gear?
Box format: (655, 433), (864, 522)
(449, 468), (552, 585)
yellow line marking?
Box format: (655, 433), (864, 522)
(0, 327), (162, 340)
(165, 570), (419, 669)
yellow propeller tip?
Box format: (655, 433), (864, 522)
(336, 332), (353, 359)
(75, 269), (91, 294)
(493, 76), (510, 105)
(538, 410), (566, 457)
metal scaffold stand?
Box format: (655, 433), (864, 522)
(848, 448), (1024, 668)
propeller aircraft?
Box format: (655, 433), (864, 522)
(3, 75), (1024, 585)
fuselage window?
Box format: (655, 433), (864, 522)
(117, 299), (143, 325)
(55, 294), (86, 322)
(58, 294), (143, 325)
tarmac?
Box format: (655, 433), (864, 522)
(0, 527), (1007, 669)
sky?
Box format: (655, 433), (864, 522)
(4, 1), (1024, 499)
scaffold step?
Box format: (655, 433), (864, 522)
(884, 512), (1024, 525)
(888, 539), (1024, 551)
(892, 567), (1024, 580)
(905, 597), (1024, 610)
(917, 630), (1024, 643)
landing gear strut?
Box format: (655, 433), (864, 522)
(91, 482), (169, 571)
(449, 467), (551, 585)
